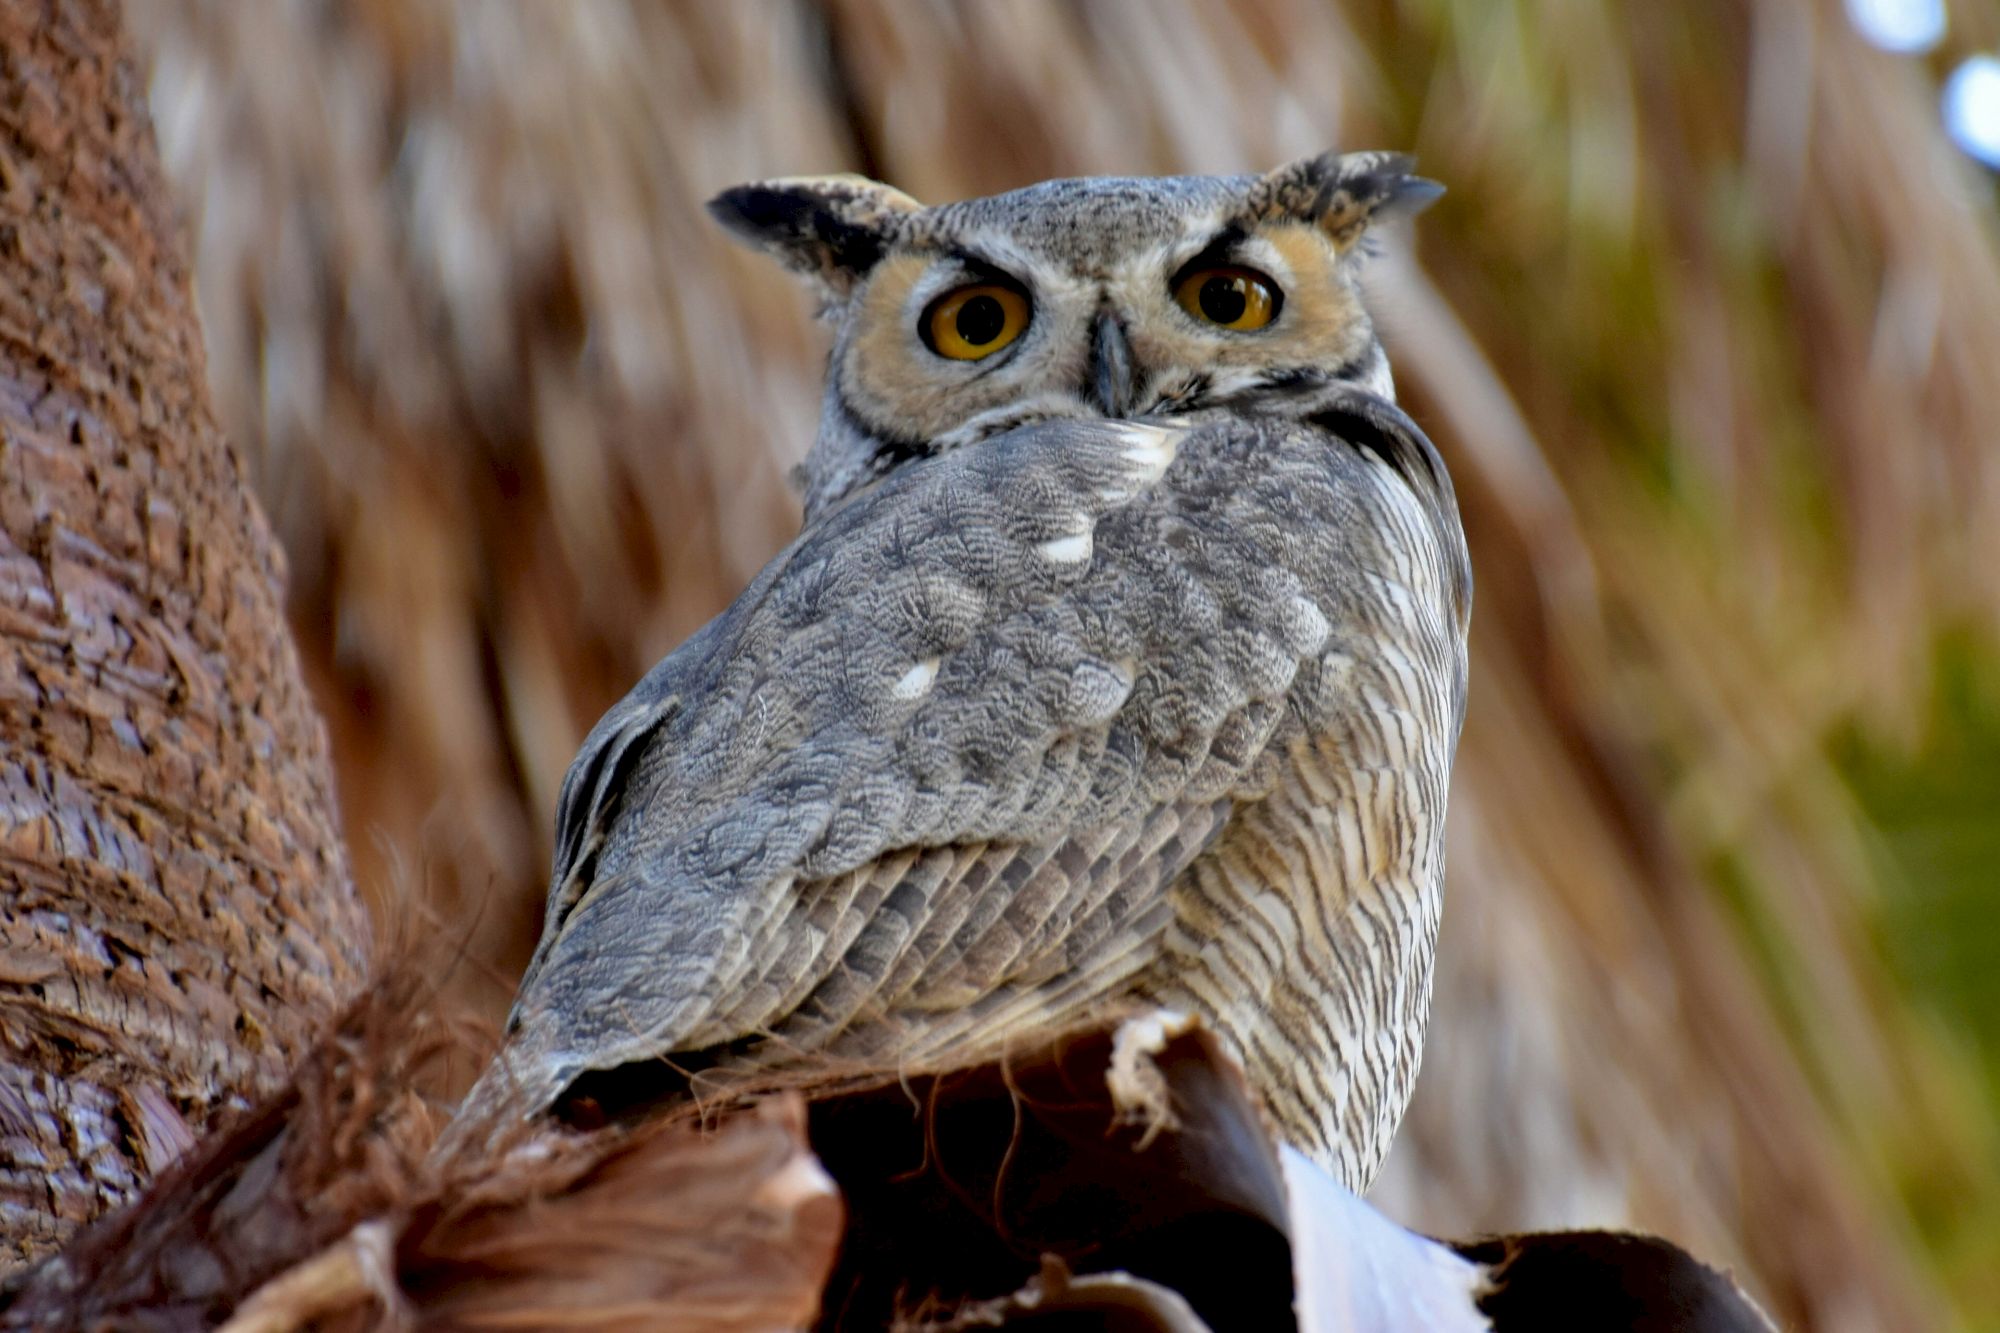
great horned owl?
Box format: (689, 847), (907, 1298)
(460, 151), (1470, 1190)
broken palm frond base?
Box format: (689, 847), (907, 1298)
(0, 984), (1771, 1333)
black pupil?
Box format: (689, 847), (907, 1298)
(956, 293), (1007, 346)
(1200, 275), (1250, 324)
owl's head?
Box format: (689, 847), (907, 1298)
(711, 151), (1440, 517)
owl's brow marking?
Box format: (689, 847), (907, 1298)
(938, 248), (1027, 286)
(1170, 224), (1251, 280)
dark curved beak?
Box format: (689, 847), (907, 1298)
(1086, 311), (1136, 417)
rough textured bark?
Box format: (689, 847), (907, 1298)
(0, 0), (365, 1272)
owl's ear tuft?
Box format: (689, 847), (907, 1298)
(1241, 151), (1442, 257)
(708, 174), (924, 297)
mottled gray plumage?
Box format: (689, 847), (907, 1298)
(460, 151), (1470, 1189)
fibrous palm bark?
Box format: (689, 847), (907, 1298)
(0, 0), (365, 1270)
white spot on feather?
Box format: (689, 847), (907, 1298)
(1037, 527), (1094, 564)
(1117, 422), (1181, 484)
(891, 657), (940, 699)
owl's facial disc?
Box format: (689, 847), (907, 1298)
(835, 216), (1392, 455)
(708, 152), (1440, 515)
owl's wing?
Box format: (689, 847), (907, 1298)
(684, 794), (1239, 1067)
(472, 398), (1465, 1121)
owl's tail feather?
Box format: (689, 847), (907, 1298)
(431, 1040), (575, 1167)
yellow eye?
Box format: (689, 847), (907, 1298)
(924, 283), (1031, 360)
(1174, 266), (1280, 331)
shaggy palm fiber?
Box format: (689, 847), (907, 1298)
(1, 973), (842, 1332)
(6, 997), (1771, 1332)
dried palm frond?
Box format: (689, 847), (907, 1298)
(7, 1002), (1768, 1333)
(1, 975), (841, 1333)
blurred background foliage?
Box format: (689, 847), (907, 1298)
(124, 1), (1998, 1328)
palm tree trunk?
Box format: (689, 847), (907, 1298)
(0, 0), (365, 1272)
